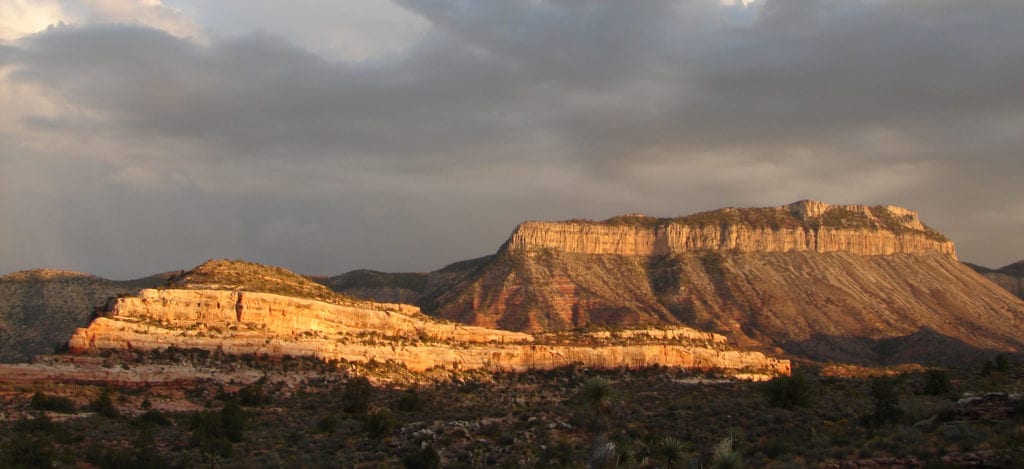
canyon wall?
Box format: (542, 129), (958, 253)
(67, 289), (790, 378)
(506, 201), (956, 258)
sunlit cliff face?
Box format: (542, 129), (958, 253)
(68, 288), (790, 378)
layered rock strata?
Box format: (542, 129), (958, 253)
(422, 201), (1024, 365)
(507, 201), (956, 258)
(67, 289), (789, 378)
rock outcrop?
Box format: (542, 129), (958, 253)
(416, 201), (1024, 365)
(67, 288), (789, 378)
(507, 201), (956, 258)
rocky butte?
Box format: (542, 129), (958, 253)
(65, 260), (789, 379)
(409, 201), (1024, 365)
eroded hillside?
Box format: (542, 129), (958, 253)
(417, 201), (1024, 365)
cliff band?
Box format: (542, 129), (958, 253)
(67, 288), (790, 378)
(508, 201), (955, 257)
(420, 201), (1024, 365)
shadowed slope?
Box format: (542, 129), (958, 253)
(968, 260), (1024, 299)
(0, 269), (168, 362)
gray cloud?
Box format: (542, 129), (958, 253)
(2, 0), (1023, 278)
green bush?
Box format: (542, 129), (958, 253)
(650, 436), (690, 468)
(316, 414), (338, 434)
(188, 402), (246, 458)
(396, 387), (424, 412)
(710, 436), (743, 469)
(233, 382), (272, 407)
(90, 389), (120, 418)
(760, 373), (813, 408)
(363, 409), (396, 438)
(137, 409), (171, 427)
(0, 433), (54, 469)
(343, 376), (374, 414)
(996, 354), (1011, 372)
(403, 444), (441, 469)
(870, 376), (902, 425)
(220, 401), (246, 443)
(30, 392), (76, 414)
(923, 369), (951, 396)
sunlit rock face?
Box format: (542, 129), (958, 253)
(506, 201), (955, 258)
(423, 201), (1024, 365)
(68, 288), (790, 379)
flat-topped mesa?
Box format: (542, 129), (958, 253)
(506, 200), (956, 259)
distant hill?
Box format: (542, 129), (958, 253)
(321, 256), (495, 305)
(170, 259), (351, 304)
(329, 200), (1024, 366)
(967, 260), (1024, 299)
(0, 269), (168, 362)
(0, 259), (356, 363)
(318, 270), (428, 304)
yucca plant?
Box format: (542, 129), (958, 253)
(710, 436), (743, 469)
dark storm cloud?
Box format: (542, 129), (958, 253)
(2, 0), (1023, 278)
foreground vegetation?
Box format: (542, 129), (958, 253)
(1, 350), (1023, 468)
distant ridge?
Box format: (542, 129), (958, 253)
(0, 269), (169, 362)
(968, 260), (1024, 299)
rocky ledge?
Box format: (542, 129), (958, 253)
(507, 200), (956, 258)
(67, 289), (789, 379)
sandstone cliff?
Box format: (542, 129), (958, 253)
(507, 201), (955, 258)
(419, 201), (1024, 365)
(67, 288), (789, 378)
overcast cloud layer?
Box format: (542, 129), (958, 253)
(1, 0), (1023, 279)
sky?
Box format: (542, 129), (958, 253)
(1, 0), (1023, 279)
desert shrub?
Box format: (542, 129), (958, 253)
(136, 409), (171, 427)
(30, 391), (76, 413)
(220, 401), (246, 442)
(869, 376), (902, 425)
(581, 377), (616, 414)
(710, 436), (743, 469)
(403, 444), (441, 469)
(923, 370), (951, 396)
(316, 414), (338, 434)
(90, 388), (120, 418)
(84, 431), (168, 469)
(363, 409), (396, 438)
(760, 373), (813, 408)
(189, 403), (245, 458)
(342, 376), (373, 414)
(650, 436), (690, 468)
(982, 360), (995, 376)
(0, 433), (54, 469)
(538, 438), (575, 468)
(996, 354), (1011, 372)
(234, 382), (272, 407)
(396, 387), (424, 412)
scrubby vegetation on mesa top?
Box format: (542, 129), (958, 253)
(568, 204), (950, 241)
(3, 350), (1024, 467)
(166, 259), (352, 304)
